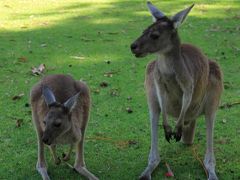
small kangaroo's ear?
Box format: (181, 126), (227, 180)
(147, 1), (165, 22)
(171, 4), (194, 29)
(42, 86), (56, 106)
(63, 92), (80, 113)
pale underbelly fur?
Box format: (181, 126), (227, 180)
(53, 130), (81, 145)
(156, 77), (206, 123)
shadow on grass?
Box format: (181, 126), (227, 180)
(0, 0), (240, 179)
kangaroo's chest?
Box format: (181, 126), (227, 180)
(155, 58), (183, 96)
(54, 133), (77, 145)
(154, 71), (183, 117)
(53, 127), (82, 145)
(164, 73), (182, 98)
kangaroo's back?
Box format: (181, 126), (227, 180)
(180, 44), (210, 105)
(181, 43), (209, 82)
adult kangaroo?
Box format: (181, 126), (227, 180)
(30, 74), (98, 180)
(130, 2), (223, 180)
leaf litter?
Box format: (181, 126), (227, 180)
(31, 64), (46, 76)
(12, 93), (24, 100)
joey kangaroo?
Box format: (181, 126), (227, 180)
(130, 2), (223, 180)
(30, 74), (98, 180)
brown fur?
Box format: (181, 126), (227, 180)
(31, 74), (90, 144)
(145, 47), (223, 119)
(131, 3), (223, 180)
(30, 74), (98, 180)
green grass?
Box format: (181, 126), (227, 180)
(0, 0), (240, 179)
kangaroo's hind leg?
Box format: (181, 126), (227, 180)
(139, 61), (161, 180)
(204, 61), (223, 180)
(32, 106), (50, 180)
(182, 119), (197, 145)
(49, 145), (61, 165)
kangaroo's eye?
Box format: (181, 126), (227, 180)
(54, 122), (61, 127)
(150, 32), (159, 40)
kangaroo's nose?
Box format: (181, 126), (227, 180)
(130, 43), (138, 50)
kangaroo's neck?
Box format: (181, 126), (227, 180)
(156, 38), (182, 74)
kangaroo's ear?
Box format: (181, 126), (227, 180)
(63, 92), (80, 113)
(171, 4), (194, 29)
(147, 1), (165, 22)
(42, 86), (56, 106)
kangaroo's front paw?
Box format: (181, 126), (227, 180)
(163, 125), (173, 143)
(174, 125), (182, 142)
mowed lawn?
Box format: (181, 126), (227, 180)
(0, 0), (239, 179)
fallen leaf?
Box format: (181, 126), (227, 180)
(128, 140), (138, 146)
(12, 93), (24, 100)
(115, 141), (128, 149)
(222, 159), (227, 163)
(70, 56), (85, 60)
(100, 82), (108, 88)
(31, 64), (46, 76)
(40, 22), (49, 26)
(21, 26), (28, 29)
(109, 88), (119, 96)
(4, 4), (11, 8)
(219, 101), (240, 109)
(18, 57), (27, 63)
(105, 60), (111, 64)
(126, 107), (133, 113)
(81, 37), (95, 42)
(104, 73), (113, 78)
(222, 119), (227, 124)
(127, 96), (132, 101)
(38, 64), (45, 71)
(206, 25), (221, 32)
(40, 43), (47, 47)
(92, 89), (100, 94)
(224, 81), (233, 89)
(104, 71), (119, 77)
(107, 32), (119, 35)
(114, 140), (137, 149)
(16, 119), (23, 127)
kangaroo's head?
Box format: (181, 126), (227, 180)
(130, 1), (194, 58)
(41, 86), (79, 145)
